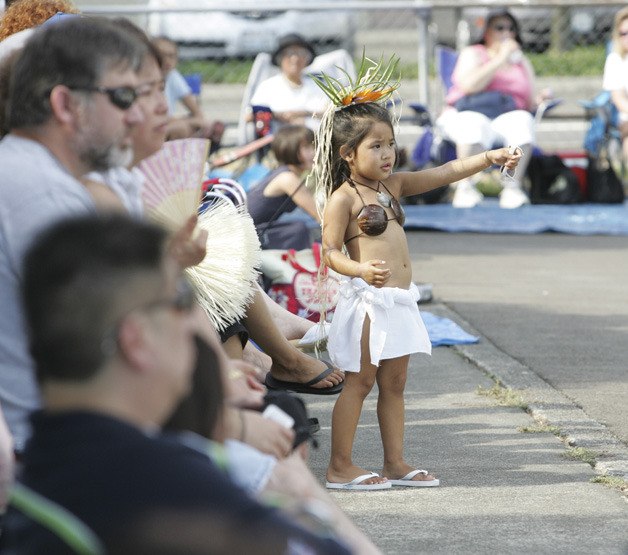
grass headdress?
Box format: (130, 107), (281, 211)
(309, 52), (401, 213)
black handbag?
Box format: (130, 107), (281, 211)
(587, 155), (624, 204)
(527, 154), (581, 205)
(454, 90), (517, 120)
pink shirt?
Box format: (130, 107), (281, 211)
(446, 44), (532, 110)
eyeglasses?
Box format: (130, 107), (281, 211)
(281, 47), (310, 59)
(101, 277), (196, 355)
(138, 278), (196, 315)
(69, 86), (139, 110)
(492, 24), (514, 32)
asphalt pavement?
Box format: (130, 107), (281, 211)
(204, 79), (628, 553)
(306, 231), (628, 554)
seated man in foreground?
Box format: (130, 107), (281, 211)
(1, 214), (351, 554)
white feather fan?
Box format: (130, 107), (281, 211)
(138, 138), (261, 331)
(187, 199), (261, 331)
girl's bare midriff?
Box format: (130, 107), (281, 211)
(345, 220), (412, 289)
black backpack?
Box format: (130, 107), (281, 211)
(527, 154), (582, 205)
(586, 138), (625, 204)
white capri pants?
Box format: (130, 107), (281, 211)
(436, 108), (535, 149)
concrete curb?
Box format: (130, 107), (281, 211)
(430, 302), (628, 481)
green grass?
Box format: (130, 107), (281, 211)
(179, 59), (254, 84)
(528, 44), (606, 77)
(180, 44), (605, 84)
(518, 424), (562, 436)
(476, 381), (529, 410)
(562, 447), (599, 466)
(590, 475), (628, 496)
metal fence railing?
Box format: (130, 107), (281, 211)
(75, 1), (626, 97)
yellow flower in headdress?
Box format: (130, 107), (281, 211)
(311, 51), (400, 108)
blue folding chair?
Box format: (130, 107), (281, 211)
(183, 73), (202, 96)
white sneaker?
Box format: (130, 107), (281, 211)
(499, 186), (530, 209)
(452, 184), (483, 208)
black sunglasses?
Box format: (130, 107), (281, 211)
(69, 85), (139, 110)
(140, 278), (196, 314)
(492, 24), (514, 32)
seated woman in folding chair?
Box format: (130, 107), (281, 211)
(437, 8), (552, 208)
(249, 34), (329, 131)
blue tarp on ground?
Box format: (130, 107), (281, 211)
(283, 200), (628, 236)
(421, 311), (479, 347)
(402, 199), (628, 235)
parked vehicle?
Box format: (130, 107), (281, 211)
(147, 0), (355, 59)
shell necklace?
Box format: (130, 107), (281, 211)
(349, 177), (392, 207)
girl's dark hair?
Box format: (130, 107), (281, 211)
(330, 102), (393, 192)
(271, 124), (314, 166)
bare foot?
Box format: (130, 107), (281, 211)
(383, 462), (438, 485)
(326, 464), (388, 487)
(269, 349), (344, 390)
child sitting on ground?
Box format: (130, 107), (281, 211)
(314, 55), (521, 490)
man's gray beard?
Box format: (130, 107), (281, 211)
(80, 144), (134, 172)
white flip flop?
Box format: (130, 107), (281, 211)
(388, 469), (440, 487)
(326, 472), (391, 491)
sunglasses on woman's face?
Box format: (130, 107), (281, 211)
(492, 24), (514, 32)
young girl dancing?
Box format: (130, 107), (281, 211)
(313, 56), (521, 490)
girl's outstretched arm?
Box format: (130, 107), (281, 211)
(396, 146), (521, 198)
(322, 191), (391, 287)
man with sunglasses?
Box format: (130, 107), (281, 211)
(1, 214), (351, 554)
(0, 17), (146, 457)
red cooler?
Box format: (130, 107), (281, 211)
(558, 150), (588, 198)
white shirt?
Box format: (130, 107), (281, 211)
(85, 167), (145, 218)
(164, 68), (192, 115)
(250, 73), (328, 128)
(0, 28), (33, 63)
(602, 51), (628, 93)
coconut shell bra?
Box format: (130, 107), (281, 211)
(345, 177), (405, 244)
